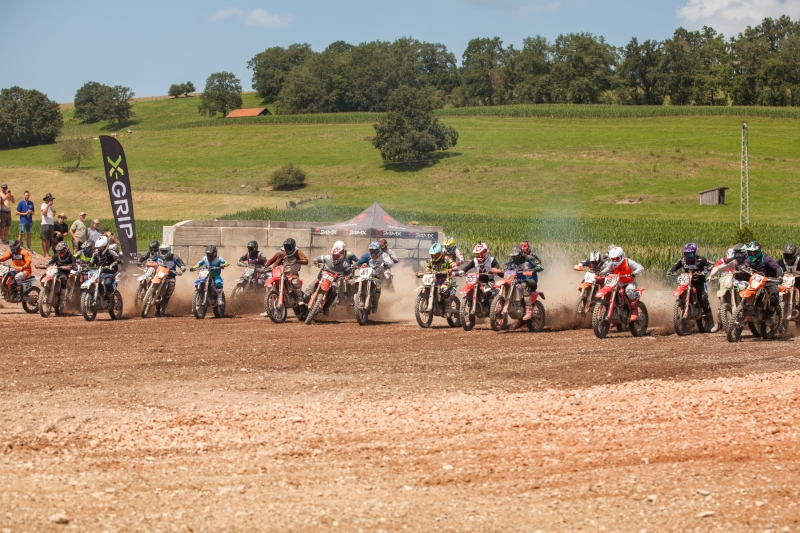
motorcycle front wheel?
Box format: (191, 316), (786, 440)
(629, 302), (649, 337)
(672, 300), (690, 336)
(446, 297), (461, 328)
(727, 302), (746, 342)
(488, 294), (507, 332)
(39, 286), (53, 318)
(719, 302), (732, 333)
(134, 284), (146, 310)
(192, 292), (207, 320)
(574, 296), (591, 327)
(460, 297), (476, 331)
(22, 287), (39, 314)
(229, 285), (244, 315)
(266, 292), (286, 324)
(355, 292), (369, 326)
(81, 291), (96, 322)
(109, 290), (123, 320)
(213, 292), (226, 318)
(141, 286), (155, 318)
(527, 300), (546, 332)
(414, 293), (433, 329)
(305, 297), (322, 325)
(592, 300), (611, 339)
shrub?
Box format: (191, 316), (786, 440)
(270, 164), (306, 190)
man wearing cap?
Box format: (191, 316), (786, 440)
(53, 213), (69, 246)
(40, 193), (55, 258)
(87, 219), (102, 245)
(70, 212), (88, 252)
(0, 184), (14, 244)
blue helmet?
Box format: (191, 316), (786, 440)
(429, 242), (443, 262)
(368, 241), (381, 258)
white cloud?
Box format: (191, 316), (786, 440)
(676, 0), (800, 36)
(245, 8), (293, 29)
(206, 8), (243, 24)
(457, 0), (561, 16)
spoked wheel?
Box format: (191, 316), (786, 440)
(22, 287), (40, 314)
(718, 302), (732, 333)
(266, 291), (286, 324)
(460, 297), (476, 331)
(727, 303), (746, 343)
(228, 285), (244, 315)
(446, 297), (461, 328)
(488, 294), (508, 332)
(109, 290), (123, 320)
(574, 296), (591, 327)
(672, 300), (690, 336)
(527, 300), (546, 332)
(39, 287), (53, 318)
(192, 292), (207, 320)
(629, 302), (649, 337)
(55, 293), (66, 316)
(355, 293), (369, 326)
(759, 305), (782, 339)
(134, 284), (146, 310)
(696, 312), (714, 333)
(414, 293), (433, 329)
(592, 300), (611, 339)
(305, 297), (322, 325)
(81, 291), (96, 322)
(294, 304), (308, 323)
(213, 292), (226, 318)
(141, 286), (154, 318)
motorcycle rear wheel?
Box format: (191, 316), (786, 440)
(81, 291), (96, 322)
(446, 297), (461, 328)
(39, 287), (53, 318)
(629, 302), (649, 337)
(266, 292), (286, 324)
(355, 293), (369, 326)
(759, 305), (782, 339)
(488, 294), (507, 332)
(592, 300), (611, 339)
(460, 297), (476, 331)
(672, 300), (690, 336)
(22, 287), (39, 314)
(109, 290), (123, 320)
(192, 292), (207, 320)
(414, 293), (433, 329)
(527, 300), (546, 332)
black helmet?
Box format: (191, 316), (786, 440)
(205, 244), (217, 262)
(149, 240), (160, 253)
(9, 239), (20, 252)
(283, 238), (296, 256)
(509, 245), (525, 265)
(783, 243), (797, 264)
(247, 240), (258, 255)
(56, 241), (69, 258)
(732, 242), (747, 262)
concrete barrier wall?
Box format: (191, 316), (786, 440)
(163, 220), (444, 268)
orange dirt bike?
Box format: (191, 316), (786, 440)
(779, 273), (799, 335)
(591, 274), (648, 338)
(140, 261), (180, 318)
(574, 267), (606, 327)
(264, 265), (308, 323)
(304, 266), (342, 324)
(459, 272), (497, 331)
(488, 268), (546, 332)
(414, 271), (461, 328)
(726, 266), (782, 342)
(37, 264), (79, 317)
(669, 271), (713, 336)
(0, 263), (40, 313)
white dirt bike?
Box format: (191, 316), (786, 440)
(414, 271), (461, 329)
(80, 269), (123, 321)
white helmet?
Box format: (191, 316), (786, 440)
(159, 243), (171, 256)
(331, 240), (345, 264)
(608, 246), (625, 267)
(726, 247), (735, 260)
(95, 235), (109, 251)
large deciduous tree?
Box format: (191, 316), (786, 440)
(0, 86), (63, 149)
(372, 86), (458, 162)
(551, 33), (617, 104)
(198, 72), (242, 117)
(618, 38), (664, 105)
(460, 37), (514, 106)
(248, 44), (314, 103)
(73, 82), (134, 124)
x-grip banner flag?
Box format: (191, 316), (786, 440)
(99, 136), (138, 267)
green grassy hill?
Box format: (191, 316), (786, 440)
(1, 96), (798, 260)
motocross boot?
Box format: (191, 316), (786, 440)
(629, 299), (640, 322)
(294, 287), (307, 306)
(522, 296), (533, 321)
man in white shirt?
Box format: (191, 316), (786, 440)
(40, 193), (55, 258)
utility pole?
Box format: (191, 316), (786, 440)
(740, 122), (750, 229)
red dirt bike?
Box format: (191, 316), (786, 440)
(779, 273), (799, 335)
(591, 274), (648, 338)
(459, 272), (497, 331)
(670, 271), (713, 336)
(305, 267), (340, 325)
(489, 268), (546, 332)
(726, 266), (782, 342)
(574, 267), (606, 326)
(264, 265), (308, 323)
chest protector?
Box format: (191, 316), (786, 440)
(475, 256), (494, 274)
(613, 258), (635, 284)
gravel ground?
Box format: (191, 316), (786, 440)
(1, 310), (799, 533)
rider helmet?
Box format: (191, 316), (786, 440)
(246, 240), (258, 256)
(608, 246), (625, 268)
(732, 243), (747, 263)
(444, 236), (456, 253)
(429, 243), (443, 262)
(82, 241), (93, 256)
(726, 247), (735, 260)
(588, 250), (602, 268)
(683, 242), (698, 262)
(149, 240), (160, 254)
(519, 240), (531, 255)
(331, 241), (345, 264)
(9, 239), (21, 253)
(509, 245), (525, 265)
(159, 243), (171, 257)
(782, 243), (797, 265)
(95, 236), (109, 252)
(368, 241), (381, 259)
(379, 238), (389, 251)
(747, 241), (763, 265)
(55, 241), (69, 258)
(205, 245), (218, 262)
(283, 238), (297, 256)
(473, 242), (489, 264)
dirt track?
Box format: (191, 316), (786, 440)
(2, 306), (799, 532)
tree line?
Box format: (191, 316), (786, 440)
(248, 15), (800, 113)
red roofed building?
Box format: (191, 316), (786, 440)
(225, 108), (271, 118)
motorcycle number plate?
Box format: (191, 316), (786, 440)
(719, 273), (732, 288)
(583, 272), (596, 283)
(87, 270), (100, 281)
(359, 267), (373, 280)
(244, 267), (255, 277)
(605, 275), (619, 286)
(47, 266), (59, 276)
(198, 270), (209, 280)
(144, 267), (155, 276)
(422, 273), (435, 285)
(677, 273), (691, 285)
(752, 274), (765, 287)
(322, 272), (336, 282)
(466, 273), (477, 283)
(157, 270), (167, 279)
(783, 275), (795, 288)
(0, 265), (9, 275)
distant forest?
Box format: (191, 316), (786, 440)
(247, 15), (800, 114)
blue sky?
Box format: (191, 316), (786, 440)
(2, 0), (799, 103)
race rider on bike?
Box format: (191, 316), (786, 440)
(573, 250), (605, 273)
(0, 239), (32, 289)
(42, 242), (77, 291)
(306, 241), (358, 316)
(264, 237), (309, 307)
(778, 243), (800, 319)
(156, 244), (186, 313)
(506, 245), (544, 321)
(89, 236), (120, 310)
(746, 241), (783, 313)
(74, 241), (94, 269)
(443, 236), (464, 266)
(708, 243), (750, 279)
(189, 245), (230, 308)
(667, 242), (714, 320)
(461, 242), (501, 286)
(355, 241), (392, 313)
(708, 247), (735, 332)
(378, 238), (399, 264)
(138, 240), (160, 266)
(239, 240), (269, 272)
(599, 246), (645, 321)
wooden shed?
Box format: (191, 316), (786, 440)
(698, 187), (729, 205)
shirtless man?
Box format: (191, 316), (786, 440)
(0, 184), (14, 244)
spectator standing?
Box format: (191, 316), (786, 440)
(102, 228), (120, 246)
(15, 190), (34, 250)
(87, 219), (102, 245)
(69, 212), (87, 251)
(40, 193), (55, 258)
(53, 213), (69, 245)
(0, 183), (14, 244)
